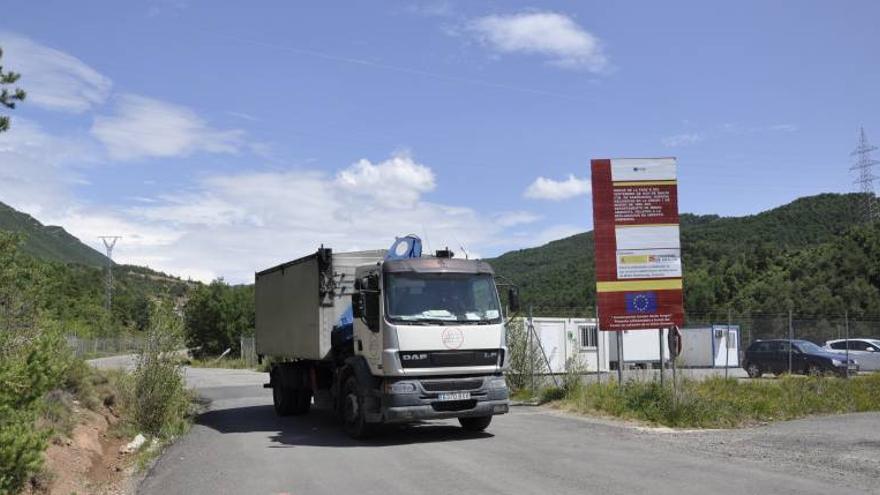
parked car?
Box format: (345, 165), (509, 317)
(742, 339), (859, 378)
(825, 338), (880, 371)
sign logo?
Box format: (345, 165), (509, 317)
(441, 328), (464, 349)
(625, 292), (657, 314)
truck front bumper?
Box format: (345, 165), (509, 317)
(377, 376), (509, 424)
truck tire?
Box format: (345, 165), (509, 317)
(458, 415), (492, 432)
(292, 389), (312, 415)
(273, 383), (296, 416)
(341, 376), (372, 439)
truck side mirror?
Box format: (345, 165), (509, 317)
(507, 287), (521, 313)
(352, 293), (364, 319)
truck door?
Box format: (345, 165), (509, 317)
(354, 271), (383, 373)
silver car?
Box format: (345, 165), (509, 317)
(825, 338), (880, 371)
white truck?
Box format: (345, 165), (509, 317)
(255, 238), (516, 438)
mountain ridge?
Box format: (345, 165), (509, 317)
(0, 201), (109, 267)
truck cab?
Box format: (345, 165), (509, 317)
(354, 256), (507, 375)
(346, 255), (510, 431)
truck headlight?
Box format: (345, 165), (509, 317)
(385, 381), (417, 394)
(831, 359), (843, 366)
(488, 377), (507, 390)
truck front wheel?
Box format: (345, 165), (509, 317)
(342, 376), (372, 439)
(458, 415), (492, 432)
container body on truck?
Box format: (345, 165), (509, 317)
(255, 239), (514, 438)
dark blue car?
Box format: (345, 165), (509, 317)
(742, 339), (859, 378)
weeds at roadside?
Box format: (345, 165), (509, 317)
(540, 373), (880, 428)
(182, 356), (255, 370)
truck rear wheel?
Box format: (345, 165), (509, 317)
(342, 376), (372, 439)
(458, 415), (492, 432)
(273, 384), (296, 416)
(292, 389), (312, 415)
(272, 366), (312, 416)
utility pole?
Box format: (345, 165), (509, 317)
(851, 127), (879, 222)
(98, 236), (121, 315)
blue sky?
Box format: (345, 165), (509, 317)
(1, 1), (878, 282)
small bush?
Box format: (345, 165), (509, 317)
(504, 319), (547, 392)
(120, 302), (193, 438)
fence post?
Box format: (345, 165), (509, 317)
(616, 330), (623, 386)
(594, 307), (602, 385)
(725, 307), (731, 379)
(658, 328), (665, 387)
(528, 305), (535, 393)
(845, 311), (850, 379)
(788, 309), (793, 374)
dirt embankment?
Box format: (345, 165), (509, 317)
(25, 403), (139, 495)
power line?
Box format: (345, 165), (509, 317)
(98, 236), (121, 316)
(850, 126), (879, 221)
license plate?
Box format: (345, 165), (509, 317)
(437, 392), (470, 401)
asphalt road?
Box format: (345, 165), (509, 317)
(136, 367), (880, 495)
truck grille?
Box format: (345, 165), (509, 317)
(421, 378), (484, 392)
(399, 349), (501, 368)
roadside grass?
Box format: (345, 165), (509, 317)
(543, 373), (880, 428)
(182, 356), (255, 370)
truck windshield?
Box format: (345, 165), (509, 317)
(385, 273), (502, 324)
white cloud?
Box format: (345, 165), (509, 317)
(0, 118), (99, 216)
(765, 124), (798, 133)
(91, 94), (244, 160)
(335, 152), (435, 206)
(494, 211), (541, 227)
(0, 32), (112, 112)
(467, 12), (607, 71)
(524, 174), (590, 201)
(36, 152), (512, 282)
(662, 132), (703, 148)
(532, 224), (584, 245)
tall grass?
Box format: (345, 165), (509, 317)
(554, 374), (880, 428)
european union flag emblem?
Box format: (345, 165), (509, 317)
(626, 292), (657, 314)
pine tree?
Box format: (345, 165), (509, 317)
(0, 46), (27, 133)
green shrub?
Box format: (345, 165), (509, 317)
(540, 386), (566, 403)
(0, 328), (71, 494)
(504, 319), (546, 392)
(120, 302), (192, 438)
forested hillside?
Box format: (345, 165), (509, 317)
(489, 193), (880, 320)
(0, 201), (195, 336)
(0, 201), (109, 267)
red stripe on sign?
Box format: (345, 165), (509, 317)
(597, 289), (685, 331)
(591, 159), (617, 282)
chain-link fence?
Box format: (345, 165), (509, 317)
(66, 335), (146, 358)
(508, 307), (880, 387)
(240, 335), (257, 367)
